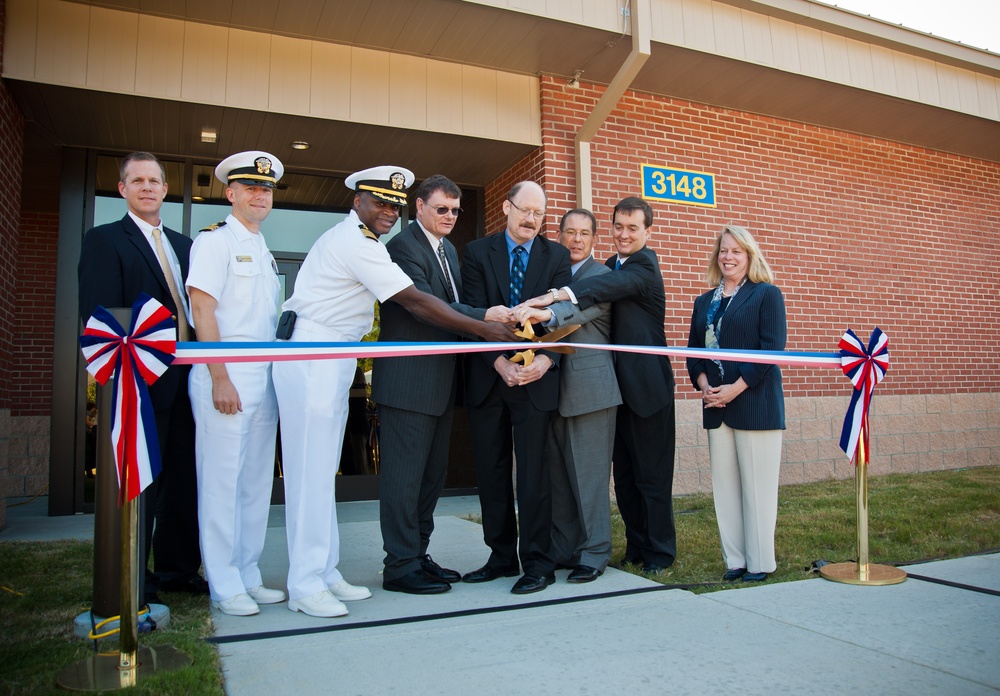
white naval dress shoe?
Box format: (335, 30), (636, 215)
(288, 590), (348, 618)
(246, 585), (287, 604)
(328, 580), (372, 601)
(212, 593), (259, 616)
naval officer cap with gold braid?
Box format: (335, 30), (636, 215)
(345, 166), (414, 206)
(215, 150), (284, 189)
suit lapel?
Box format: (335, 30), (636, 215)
(444, 239), (463, 298)
(488, 232), (512, 306)
(573, 257), (598, 281)
(521, 236), (548, 298)
(121, 214), (172, 298)
(726, 280), (757, 316)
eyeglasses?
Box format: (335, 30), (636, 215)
(507, 199), (546, 220)
(430, 205), (463, 216)
(560, 229), (593, 239)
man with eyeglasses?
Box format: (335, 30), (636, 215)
(273, 167), (516, 617)
(460, 181), (572, 594)
(516, 196), (677, 575)
(372, 174), (515, 595)
(525, 208), (622, 583)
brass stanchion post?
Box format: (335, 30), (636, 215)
(821, 422), (906, 586)
(58, 306), (191, 691)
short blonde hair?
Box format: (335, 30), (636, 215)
(706, 225), (775, 286)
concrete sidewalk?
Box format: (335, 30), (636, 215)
(4, 496), (999, 695)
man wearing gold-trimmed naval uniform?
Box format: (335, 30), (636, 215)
(186, 151), (287, 617)
(273, 166), (516, 618)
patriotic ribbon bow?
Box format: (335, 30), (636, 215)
(838, 327), (889, 463)
(79, 294), (176, 503)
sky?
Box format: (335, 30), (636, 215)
(818, 0), (1000, 53)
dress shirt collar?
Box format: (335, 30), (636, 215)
(504, 230), (535, 257)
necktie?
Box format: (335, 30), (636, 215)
(615, 258), (622, 270)
(151, 228), (190, 341)
(509, 245), (526, 307)
(437, 241), (456, 303)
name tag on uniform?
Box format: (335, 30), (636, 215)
(236, 255), (253, 262)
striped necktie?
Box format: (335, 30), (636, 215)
(437, 241), (456, 303)
(509, 245), (526, 307)
(151, 228), (189, 341)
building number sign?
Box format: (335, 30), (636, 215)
(641, 164), (716, 208)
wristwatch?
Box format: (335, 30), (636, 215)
(550, 288), (560, 303)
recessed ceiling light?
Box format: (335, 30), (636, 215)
(200, 129), (217, 144)
(291, 141), (310, 150)
(192, 196), (204, 202)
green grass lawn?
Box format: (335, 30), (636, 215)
(1, 466), (998, 694)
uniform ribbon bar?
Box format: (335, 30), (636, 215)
(79, 294), (176, 503)
(838, 327), (890, 463)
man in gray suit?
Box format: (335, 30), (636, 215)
(524, 209), (622, 583)
(372, 175), (513, 594)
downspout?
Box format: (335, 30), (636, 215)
(575, 0), (651, 210)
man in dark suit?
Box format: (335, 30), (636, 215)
(78, 151), (204, 602)
(460, 181), (572, 594)
(372, 175), (513, 595)
(518, 196), (677, 573)
(516, 209), (622, 583)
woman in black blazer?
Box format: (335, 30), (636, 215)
(687, 226), (786, 583)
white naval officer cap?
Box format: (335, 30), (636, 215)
(345, 166), (415, 206)
(215, 151), (284, 189)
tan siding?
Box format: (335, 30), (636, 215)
(350, 47), (390, 126)
(681, 0), (716, 53)
(462, 65), (499, 139)
(741, 10), (774, 67)
(86, 7), (138, 92)
(768, 17), (801, 73)
(845, 40), (875, 91)
(389, 53), (428, 131)
(892, 52), (921, 102)
(35, 0), (89, 86)
(310, 41), (352, 121)
(227, 29), (270, 110)
(976, 75), (1000, 120)
(820, 33), (852, 85)
(134, 15), (185, 99)
(915, 57), (943, 107)
(3, 0), (38, 79)
(269, 35), (310, 115)
(181, 22), (229, 105)
(426, 60), (464, 135)
(712, 3), (745, 61)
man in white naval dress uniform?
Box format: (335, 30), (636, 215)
(273, 166), (516, 618)
(186, 151), (287, 616)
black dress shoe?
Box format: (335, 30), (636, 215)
(615, 557), (642, 569)
(383, 569), (451, 595)
(742, 572), (769, 582)
(642, 563), (667, 574)
(462, 564), (520, 583)
(510, 573), (554, 594)
(420, 555), (461, 583)
(160, 575), (210, 595)
(722, 568), (747, 581)
(567, 565), (602, 584)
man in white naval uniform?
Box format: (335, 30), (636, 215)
(186, 151), (287, 617)
(273, 166), (516, 618)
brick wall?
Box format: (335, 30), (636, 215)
(12, 212), (59, 417)
(0, 0), (25, 527)
(486, 75), (1000, 493)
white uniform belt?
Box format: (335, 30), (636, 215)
(290, 316), (344, 341)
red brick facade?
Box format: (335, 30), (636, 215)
(0, 0), (23, 413)
(12, 212), (59, 417)
(486, 76), (1000, 400)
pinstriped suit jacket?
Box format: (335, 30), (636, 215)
(686, 281), (787, 430)
(371, 221), (483, 417)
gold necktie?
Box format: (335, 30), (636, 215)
(151, 228), (190, 341)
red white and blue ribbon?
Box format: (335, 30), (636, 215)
(169, 341), (843, 368)
(838, 327), (890, 463)
(79, 294), (176, 504)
